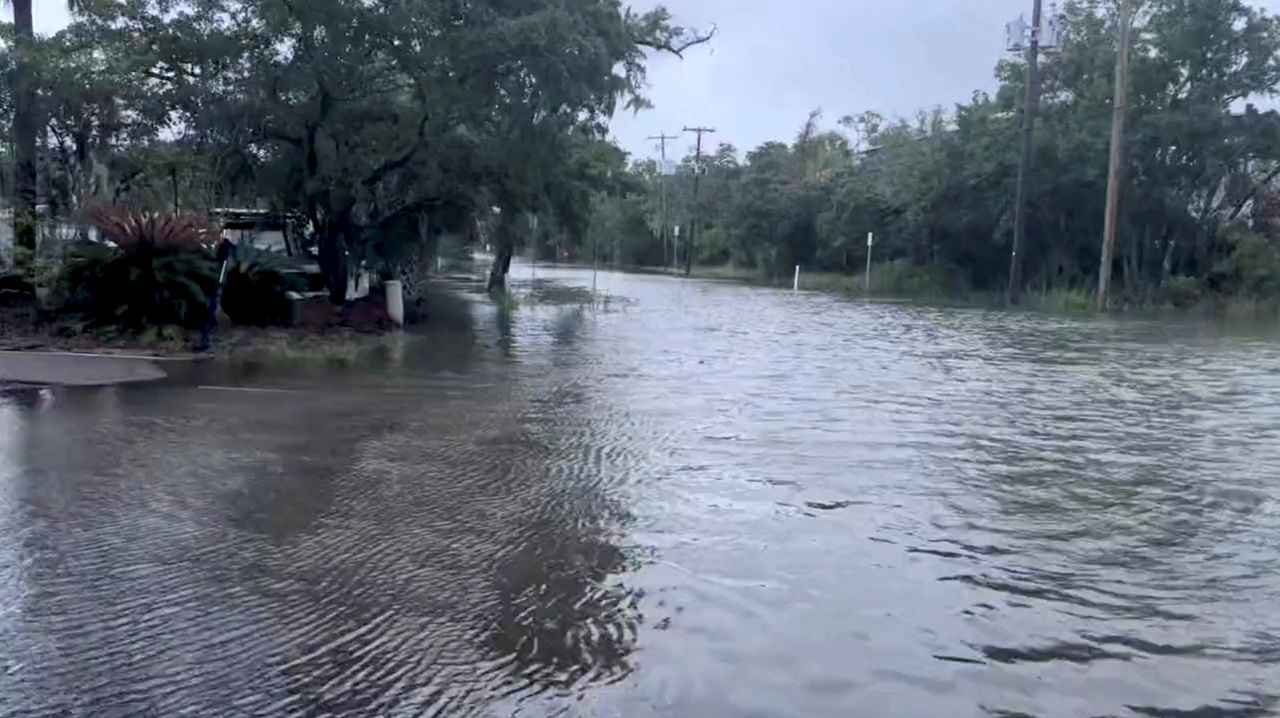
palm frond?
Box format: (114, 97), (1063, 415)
(80, 204), (220, 251)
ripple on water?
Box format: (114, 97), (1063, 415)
(0, 266), (1278, 717)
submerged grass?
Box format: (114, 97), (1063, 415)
(705, 263), (1280, 320)
(492, 288), (520, 312)
(696, 261), (972, 301)
(1024, 287), (1097, 314)
(217, 327), (406, 364)
(470, 253), (1280, 320)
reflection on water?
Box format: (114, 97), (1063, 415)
(0, 265), (1278, 717)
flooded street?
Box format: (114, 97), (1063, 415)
(1, 264), (1278, 717)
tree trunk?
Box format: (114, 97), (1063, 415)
(1161, 235), (1177, 284)
(487, 209), (516, 293)
(74, 125), (93, 213)
(11, 0), (38, 269)
(487, 244), (513, 293)
(318, 219), (350, 304)
(1123, 222), (1142, 294)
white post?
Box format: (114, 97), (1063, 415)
(384, 280), (405, 327)
(794, 265), (801, 291)
(673, 225), (681, 273)
(865, 232), (875, 294)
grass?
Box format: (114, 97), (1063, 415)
(701, 262), (1280, 319)
(1024, 287), (1097, 313)
(464, 251), (1280, 319)
(216, 326), (408, 364)
(692, 261), (969, 301)
(1203, 295), (1280, 319)
(491, 288), (520, 312)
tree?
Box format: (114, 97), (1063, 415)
(57, 0), (710, 299)
(23, 0), (1280, 309)
(8, 0), (36, 266)
(5, 0), (96, 266)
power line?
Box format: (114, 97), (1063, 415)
(682, 126), (716, 277)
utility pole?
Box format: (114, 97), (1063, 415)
(683, 126), (716, 276)
(1098, 0), (1135, 311)
(648, 133), (679, 271)
(1007, 0), (1045, 304)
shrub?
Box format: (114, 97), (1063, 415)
(83, 205), (218, 250)
(874, 260), (966, 297)
(221, 249), (308, 326)
(1033, 287), (1095, 312)
(1213, 225), (1280, 299)
(1164, 275), (1203, 309)
(63, 207), (219, 330)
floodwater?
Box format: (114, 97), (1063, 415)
(1, 264), (1278, 717)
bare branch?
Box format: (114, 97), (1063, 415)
(1228, 164), (1280, 222)
(361, 113), (432, 188)
(637, 24), (717, 59)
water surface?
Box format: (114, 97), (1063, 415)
(0, 265), (1277, 717)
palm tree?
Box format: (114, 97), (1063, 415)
(8, 0), (37, 268)
(6, 0), (93, 270)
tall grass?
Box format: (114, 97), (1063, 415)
(728, 260), (967, 299)
(1025, 287), (1096, 313)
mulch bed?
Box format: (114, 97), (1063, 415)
(295, 295), (394, 333)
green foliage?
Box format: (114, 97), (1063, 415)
(1213, 225), (1280, 299)
(1164, 276), (1203, 309)
(221, 249), (307, 327)
(17, 0), (709, 296)
(873, 261), (966, 297)
(1029, 288), (1097, 313)
(62, 240), (215, 329)
(60, 206), (217, 329)
(19, 0), (1280, 311)
(561, 0), (1280, 308)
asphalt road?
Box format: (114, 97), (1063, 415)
(0, 350), (167, 386)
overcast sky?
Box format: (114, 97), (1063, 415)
(611, 0), (1040, 159)
(614, 0), (1280, 160)
(20, 1), (1280, 161)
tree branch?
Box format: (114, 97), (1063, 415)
(361, 113), (432, 188)
(637, 25), (717, 59)
(261, 126), (304, 148)
(1228, 164), (1280, 222)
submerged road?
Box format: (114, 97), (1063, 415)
(0, 265), (1276, 717)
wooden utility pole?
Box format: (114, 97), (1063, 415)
(1098, 0), (1135, 311)
(648, 133), (679, 270)
(1007, 0), (1045, 304)
(683, 126), (716, 276)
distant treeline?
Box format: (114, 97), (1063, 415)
(568, 0), (1280, 306)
